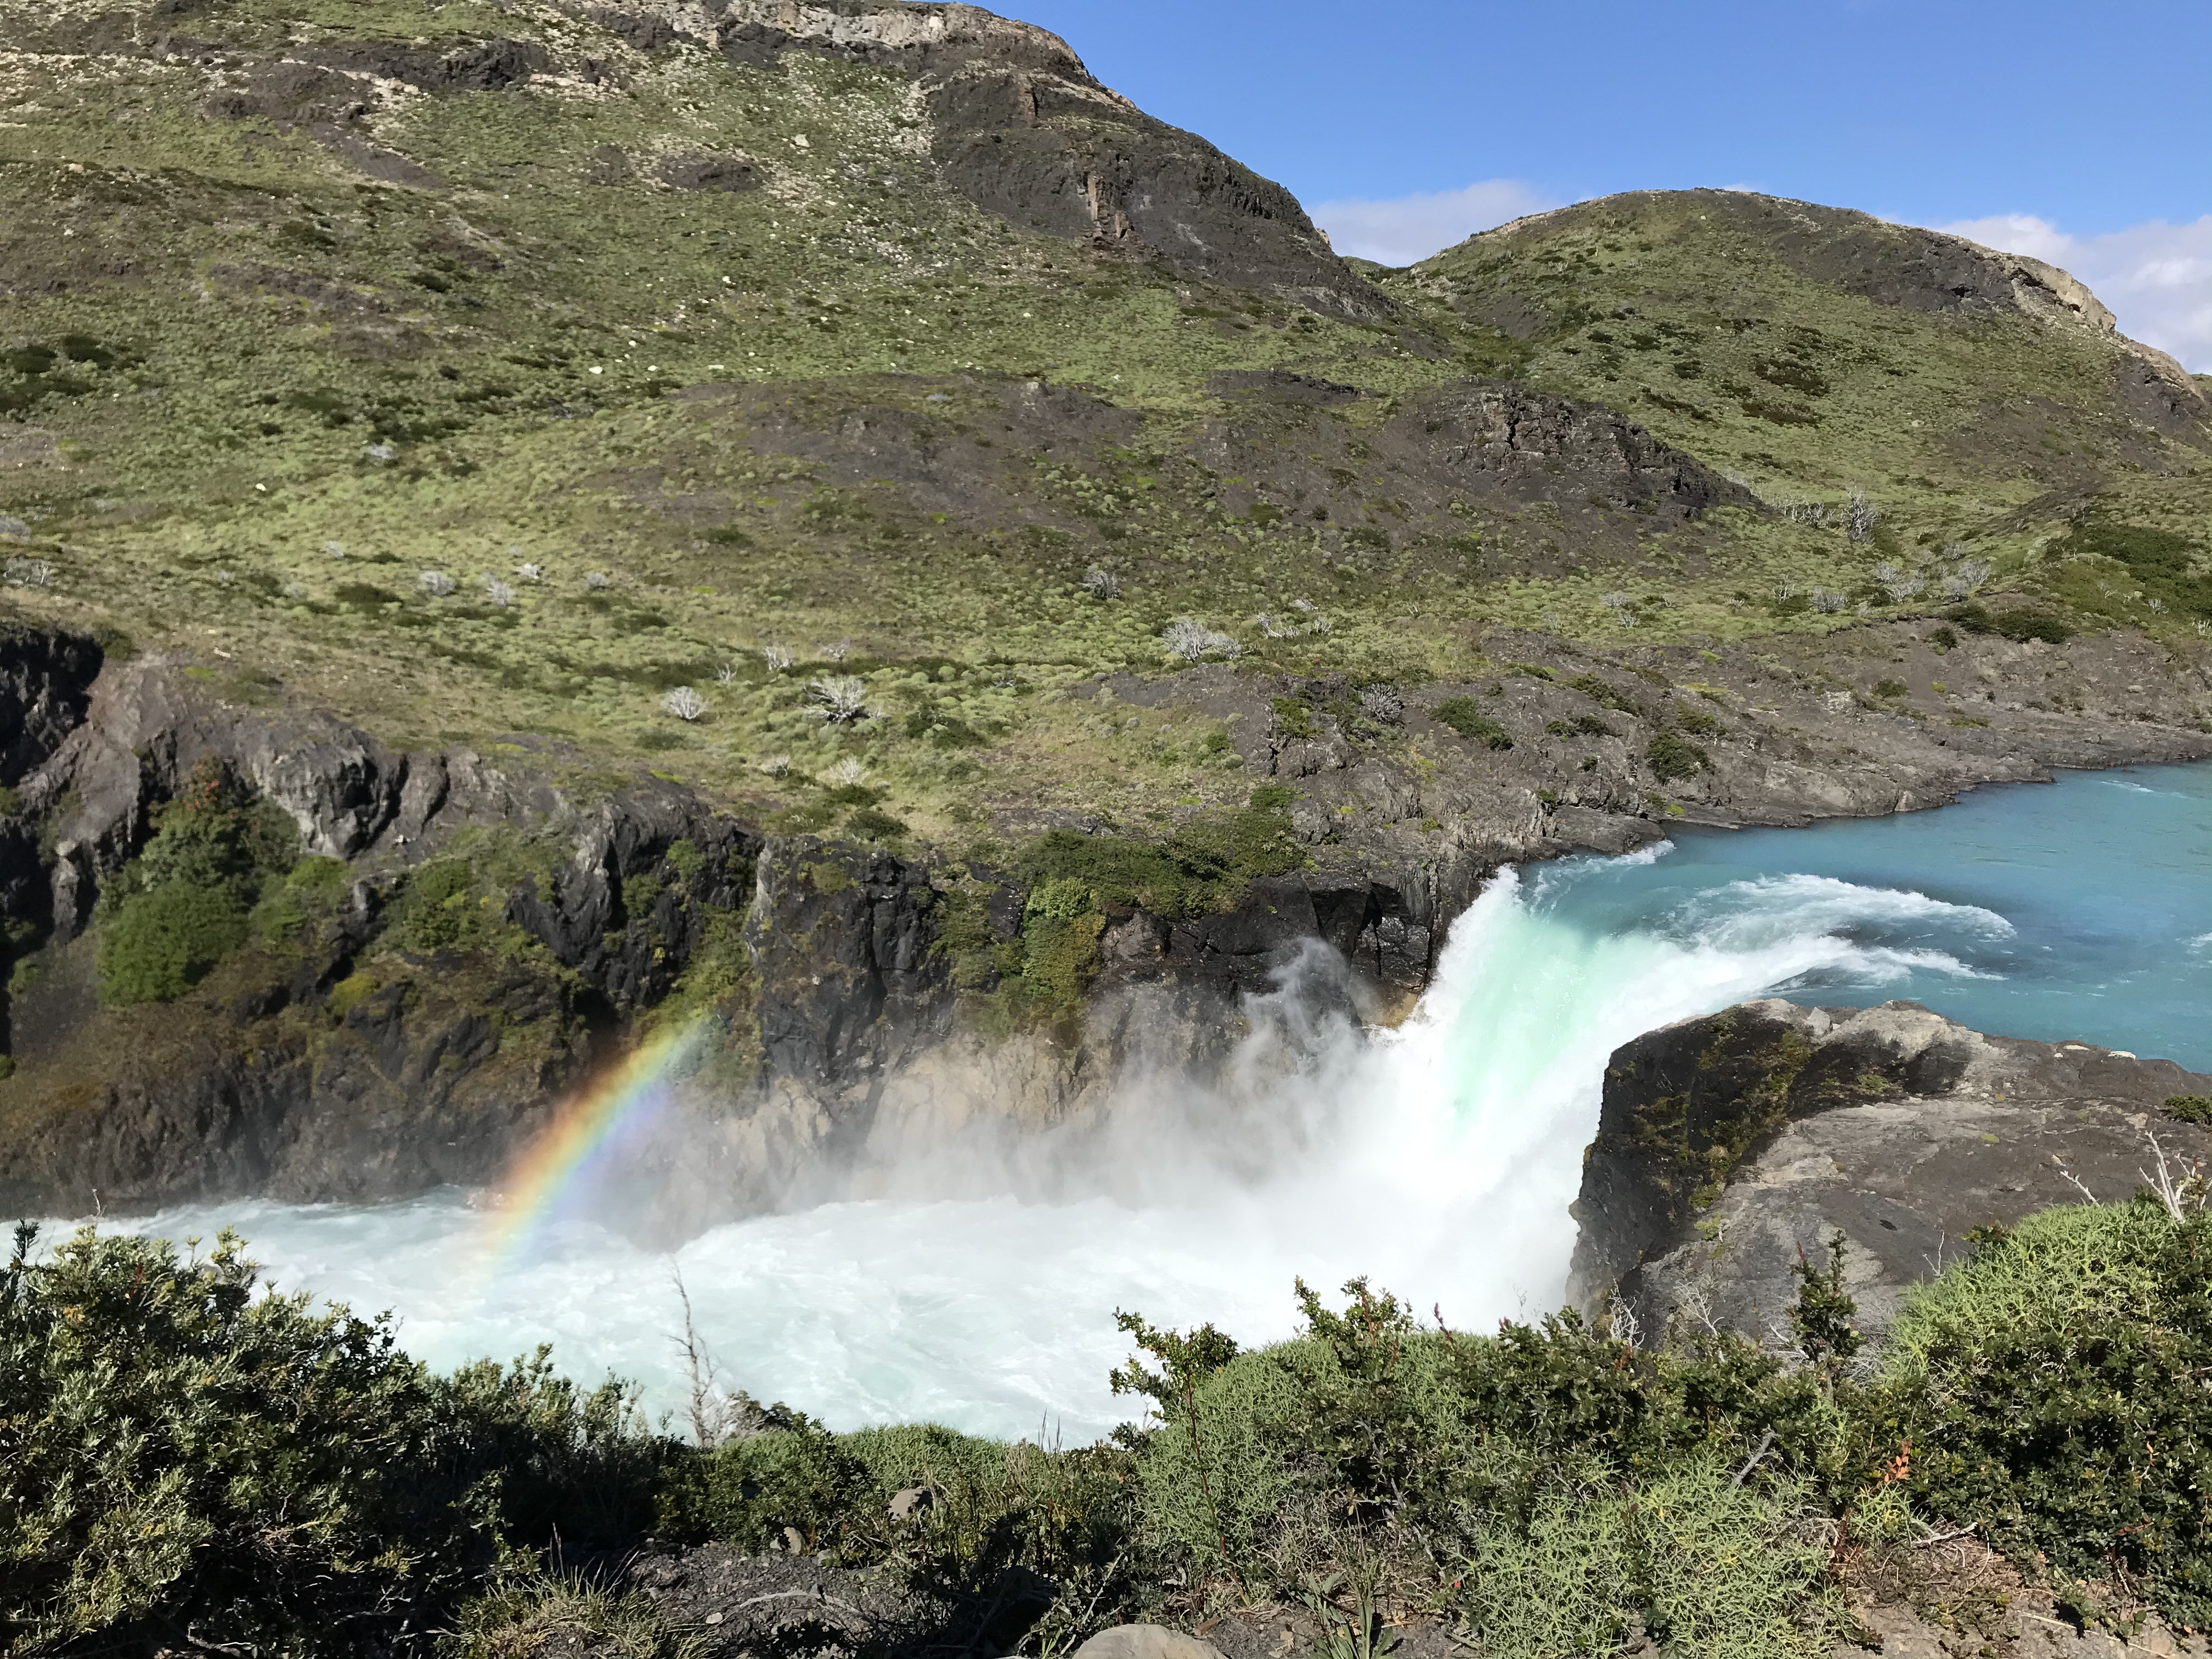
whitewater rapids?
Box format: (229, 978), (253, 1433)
(88, 842), (2023, 1440)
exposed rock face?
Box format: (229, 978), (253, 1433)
(1570, 998), (2212, 1344)
(596, 0), (1386, 317)
(0, 623), (99, 785)
(745, 837), (953, 1087)
(1192, 377), (1760, 553)
(0, 631), (1462, 1216)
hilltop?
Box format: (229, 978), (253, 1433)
(3, 0), (2212, 1206)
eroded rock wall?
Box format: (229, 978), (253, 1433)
(1570, 998), (2212, 1344)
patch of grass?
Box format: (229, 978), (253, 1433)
(1432, 696), (1512, 748)
(450, 1569), (701, 1659)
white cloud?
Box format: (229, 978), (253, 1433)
(1310, 179), (1560, 269)
(1936, 212), (2212, 373)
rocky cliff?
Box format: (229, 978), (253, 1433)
(10, 596), (2212, 1220)
(1569, 997), (2212, 1343)
(0, 624), (1474, 1216)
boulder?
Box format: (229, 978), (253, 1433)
(1073, 1625), (1228, 1659)
(1570, 998), (2212, 1343)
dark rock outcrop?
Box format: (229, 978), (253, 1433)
(0, 628), (1469, 1217)
(745, 837), (952, 1087)
(1570, 998), (2212, 1342)
(657, 0), (1386, 317)
(0, 623), (100, 785)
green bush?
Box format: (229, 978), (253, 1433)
(657, 1409), (1134, 1633)
(1568, 672), (1643, 713)
(1950, 601), (2076, 644)
(656, 1408), (877, 1554)
(2053, 517), (2212, 617)
(0, 1225), (662, 1656)
(1871, 1202), (2212, 1626)
(1431, 697), (1511, 748)
(1464, 1457), (1836, 1659)
(1015, 787), (1305, 922)
(1674, 703), (1720, 735)
(382, 858), (488, 953)
(94, 759), (299, 1005)
(1546, 712), (1613, 738)
(1110, 1281), (1844, 1644)
(22, 1203), (2212, 1652)
(2165, 1093), (2212, 1125)
(1646, 731), (1709, 781)
(96, 881), (254, 1003)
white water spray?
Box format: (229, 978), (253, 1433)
(83, 849), (2009, 1440)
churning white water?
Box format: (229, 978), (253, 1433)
(82, 844), (2012, 1441)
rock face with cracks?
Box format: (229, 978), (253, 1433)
(1570, 997), (2212, 1344)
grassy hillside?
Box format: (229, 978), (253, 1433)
(2, 1), (2208, 854)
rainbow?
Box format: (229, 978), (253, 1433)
(477, 1019), (705, 1273)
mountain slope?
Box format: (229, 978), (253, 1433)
(3, 5), (2209, 839)
(4, 0), (2212, 1209)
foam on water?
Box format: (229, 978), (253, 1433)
(79, 840), (2006, 1441)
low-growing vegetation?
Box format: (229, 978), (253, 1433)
(8, 1198), (2210, 1656)
(93, 759), (301, 1004)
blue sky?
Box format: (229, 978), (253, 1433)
(1014, 0), (2212, 368)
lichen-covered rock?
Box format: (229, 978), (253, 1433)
(1570, 998), (2212, 1342)
(744, 837), (951, 1086)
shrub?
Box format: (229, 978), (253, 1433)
(95, 882), (253, 1004)
(809, 674), (872, 723)
(1567, 672), (1640, 714)
(660, 685), (707, 721)
(1271, 695), (1316, 738)
(1356, 686), (1402, 724)
(1872, 1202), (2212, 1627)
(846, 806), (907, 842)
(1546, 712), (1613, 738)
(1846, 488), (1880, 543)
(1015, 788), (1304, 923)
(1872, 678), (1908, 699)
(1164, 618), (1239, 661)
(657, 1407), (877, 1554)
(1940, 557), (1991, 601)
(1464, 1457), (1836, 1659)
(1646, 731), (1708, 781)
(2165, 1093), (2212, 1125)
(1113, 1282), (1843, 1644)
(381, 858), (490, 953)
(1432, 697), (1511, 748)
(0, 1226), (662, 1656)
(94, 760), (298, 1005)
(1951, 601), (2076, 644)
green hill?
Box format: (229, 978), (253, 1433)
(6, 0), (2205, 849)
